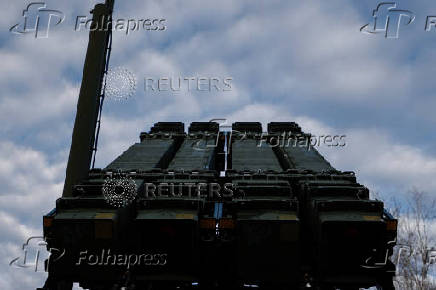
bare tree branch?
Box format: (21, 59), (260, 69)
(388, 190), (436, 290)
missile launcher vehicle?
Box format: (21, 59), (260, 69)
(38, 1), (397, 289)
(41, 122), (397, 290)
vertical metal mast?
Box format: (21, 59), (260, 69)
(62, 0), (114, 197)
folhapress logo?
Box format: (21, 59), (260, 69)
(9, 236), (65, 272)
(360, 2), (415, 38)
(10, 2), (65, 38)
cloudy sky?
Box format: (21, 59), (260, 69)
(1, 0), (436, 289)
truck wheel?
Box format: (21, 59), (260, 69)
(55, 281), (72, 290)
(376, 279), (395, 290)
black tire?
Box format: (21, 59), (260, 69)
(376, 280), (395, 290)
(55, 281), (73, 290)
(39, 277), (72, 290)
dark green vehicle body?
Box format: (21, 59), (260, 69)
(40, 1), (397, 289)
(43, 122), (397, 289)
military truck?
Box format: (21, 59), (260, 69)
(39, 1), (397, 289)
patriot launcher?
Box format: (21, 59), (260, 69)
(38, 1), (397, 289)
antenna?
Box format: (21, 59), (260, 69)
(62, 1), (115, 197)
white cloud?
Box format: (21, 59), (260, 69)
(0, 210), (47, 290)
(0, 142), (64, 224)
(0, 141), (65, 290)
